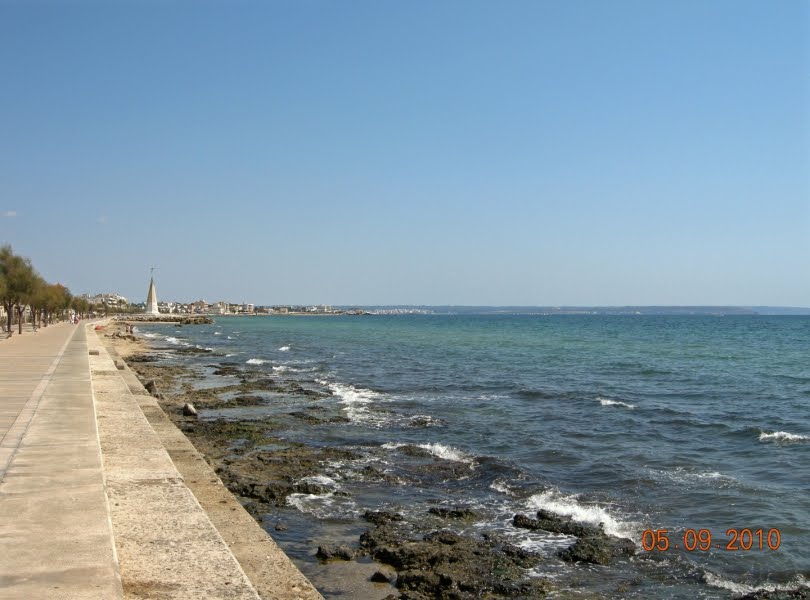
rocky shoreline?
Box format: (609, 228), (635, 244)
(101, 321), (804, 600)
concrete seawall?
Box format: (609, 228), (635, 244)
(0, 322), (323, 600)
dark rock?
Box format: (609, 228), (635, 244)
(423, 530), (461, 545)
(288, 411), (322, 424)
(371, 570), (395, 583)
(144, 380), (160, 397)
(274, 521), (287, 532)
(399, 445), (433, 458)
(316, 544), (355, 561)
(358, 518), (552, 598)
(363, 510), (404, 526)
(501, 543), (542, 568)
(428, 507), (478, 521)
(359, 465), (402, 483)
(293, 481), (332, 495)
(396, 570), (441, 592)
(212, 365), (243, 376)
(182, 402), (198, 417)
(126, 353), (157, 363)
(557, 534), (635, 565)
(513, 510), (601, 538)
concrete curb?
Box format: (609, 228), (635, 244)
(89, 325), (323, 600)
(87, 326), (262, 599)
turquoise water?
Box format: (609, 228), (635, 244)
(143, 315), (810, 598)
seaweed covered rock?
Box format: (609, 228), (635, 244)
(557, 535), (636, 565)
(316, 544), (355, 561)
(358, 519), (551, 599)
(513, 510), (636, 566)
(428, 507), (479, 521)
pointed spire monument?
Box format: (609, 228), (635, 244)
(145, 267), (160, 316)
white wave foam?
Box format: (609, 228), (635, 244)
(227, 336), (234, 340)
(165, 336), (181, 345)
(704, 572), (809, 595)
(382, 441), (472, 463)
(298, 475), (339, 488)
(418, 442), (471, 462)
(142, 332), (160, 339)
(273, 365), (295, 373)
(278, 345), (291, 352)
(490, 479), (512, 495)
(246, 358), (268, 365)
(597, 397), (635, 409)
(759, 430), (809, 443)
(526, 490), (636, 539)
(408, 415), (445, 427)
(213, 332), (221, 336)
(286, 492), (356, 519)
(648, 467), (736, 487)
(321, 381), (384, 424)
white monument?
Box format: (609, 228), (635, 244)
(145, 268), (160, 316)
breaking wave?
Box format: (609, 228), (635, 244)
(526, 490), (637, 539)
(703, 572), (809, 595)
(320, 380), (385, 424)
(597, 397), (635, 409)
(382, 442), (474, 464)
(759, 430), (809, 443)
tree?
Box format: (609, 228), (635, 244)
(49, 283), (72, 324)
(28, 275), (47, 329)
(0, 245), (38, 335)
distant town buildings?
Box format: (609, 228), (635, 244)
(81, 293), (129, 308)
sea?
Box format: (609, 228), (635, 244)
(139, 314), (810, 599)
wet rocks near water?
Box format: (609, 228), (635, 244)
(316, 544), (356, 562)
(175, 346), (216, 356)
(144, 379), (162, 399)
(201, 427), (360, 508)
(427, 507), (478, 521)
(182, 402), (198, 417)
(557, 535), (635, 565)
(370, 570), (395, 583)
(358, 519), (552, 599)
(126, 353), (157, 363)
(513, 509), (598, 538)
(363, 510), (404, 526)
(211, 365), (244, 377)
(111, 332), (138, 342)
(500, 543), (544, 569)
(512, 510), (636, 566)
(408, 415), (447, 428)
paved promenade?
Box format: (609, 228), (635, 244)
(0, 322), (322, 600)
(0, 322), (122, 599)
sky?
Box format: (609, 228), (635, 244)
(1, 0), (808, 306)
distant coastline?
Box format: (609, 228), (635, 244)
(122, 305), (810, 320)
(338, 305), (810, 316)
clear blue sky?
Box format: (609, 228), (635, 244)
(1, 0), (808, 306)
